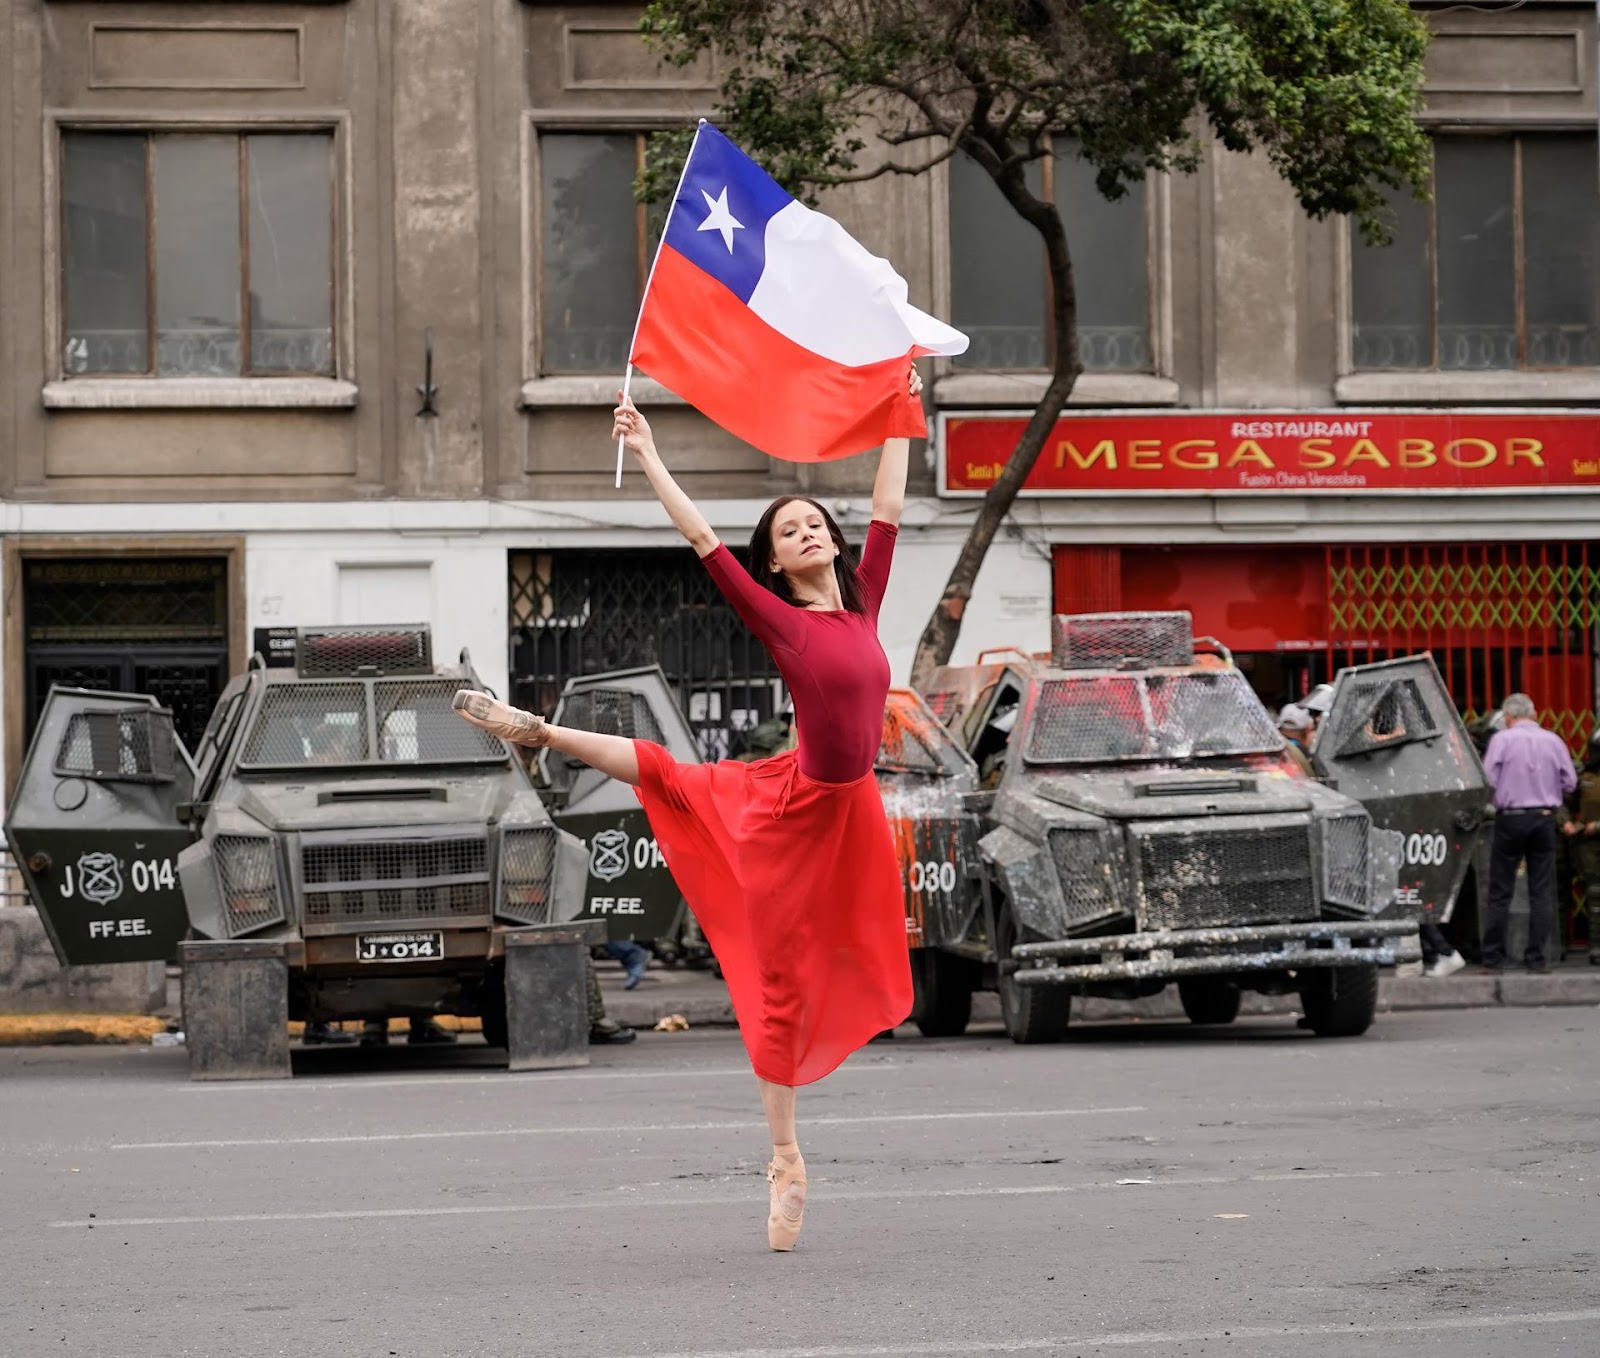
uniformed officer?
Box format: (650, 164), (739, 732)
(1561, 731), (1600, 966)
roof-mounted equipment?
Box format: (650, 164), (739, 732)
(1051, 611), (1194, 671)
(295, 624), (434, 679)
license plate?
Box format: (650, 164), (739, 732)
(356, 932), (444, 963)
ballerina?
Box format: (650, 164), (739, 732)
(453, 365), (921, 1249)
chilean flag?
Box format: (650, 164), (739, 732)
(629, 123), (968, 463)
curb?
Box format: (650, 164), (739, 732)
(0, 1014), (167, 1046)
(6, 970), (1595, 1047)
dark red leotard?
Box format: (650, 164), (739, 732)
(631, 520), (913, 1086)
(698, 519), (896, 783)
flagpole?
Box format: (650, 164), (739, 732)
(616, 119), (708, 489)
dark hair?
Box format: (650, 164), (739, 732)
(747, 495), (866, 615)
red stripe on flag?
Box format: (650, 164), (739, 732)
(630, 245), (927, 463)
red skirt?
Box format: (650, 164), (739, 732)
(633, 741), (913, 1086)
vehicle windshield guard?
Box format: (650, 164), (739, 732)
(1022, 671), (1283, 766)
(236, 678), (507, 769)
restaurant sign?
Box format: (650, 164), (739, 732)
(939, 411), (1600, 496)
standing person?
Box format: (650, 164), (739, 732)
(1276, 704), (1315, 775)
(1561, 730), (1600, 967)
(452, 367), (921, 1251)
(1480, 694), (1575, 974)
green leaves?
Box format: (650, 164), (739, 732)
(638, 0), (1430, 242)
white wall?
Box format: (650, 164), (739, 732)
(247, 534), (513, 698)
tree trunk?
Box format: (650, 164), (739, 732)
(908, 164), (1083, 690)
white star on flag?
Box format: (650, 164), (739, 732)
(696, 186), (744, 252)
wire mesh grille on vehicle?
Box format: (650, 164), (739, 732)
(498, 826), (558, 925)
(1331, 678), (1439, 757)
(877, 694), (945, 774)
(240, 683), (368, 766)
(1052, 612), (1193, 670)
(559, 689), (665, 743)
(214, 836), (286, 937)
(54, 710), (176, 782)
(1146, 672), (1284, 757)
(300, 835), (490, 925)
(1322, 814), (1371, 911)
(375, 680), (505, 761)
(1048, 826), (1121, 926)
(297, 626), (432, 678)
(1025, 678), (1150, 763)
(1137, 824), (1315, 930)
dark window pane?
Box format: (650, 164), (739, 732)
(950, 152), (1046, 370)
(62, 134), (149, 374)
(247, 134), (334, 375)
(153, 136), (242, 376)
(1054, 144), (1148, 372)
(539, 133), (639, 373)
(1522, 134), (1600, 368)
(1434, 138), (1515, 370)
(1351, 183), (1431, 370)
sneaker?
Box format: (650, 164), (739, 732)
(589, 1020), (637, 1045)
(1423, 951), (1467, 979)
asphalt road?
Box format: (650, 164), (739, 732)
(2, 1008), (1597, 1358)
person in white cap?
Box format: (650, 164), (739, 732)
(1277, 703), (1315, 775)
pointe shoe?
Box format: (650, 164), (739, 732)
(766, 1143), (807, 1251)
(451, 690), (553, 748)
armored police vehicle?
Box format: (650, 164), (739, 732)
(907, 612), (1490, 1042)
(5, 625), (587, 1074)
(537, 665), (702, 953)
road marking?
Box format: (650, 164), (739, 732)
(608, 1309), (1600, 1357)
(177, 1065), (818, 1094)
(49, 1168), (1377, 1229)
(110, 1106), (1146, 1150)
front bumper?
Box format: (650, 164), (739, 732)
(1008, 919), (1420, 985)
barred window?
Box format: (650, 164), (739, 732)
(62, 131), (335, 378)
(949, 143), (1150, 373)
(1351, 134), (1600, 371)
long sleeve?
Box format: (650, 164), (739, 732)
(855, 520), (899, 622)
(700, 545), (807, 655)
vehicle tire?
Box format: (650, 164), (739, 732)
(996, 910), (1071, 1044)
(910, 949), (973, 1038)
(479, 963), (509, 1049)
(1299, 964), (1380, 1038)
(1178, 978), (1242, 1026)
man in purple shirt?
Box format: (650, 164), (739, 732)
(1480, 693), (1577, 972)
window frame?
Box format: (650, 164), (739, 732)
(1339, 122), (1600, 391)
(525, 116), (684, 384)
(44, 111), (354, 403)
(935, 137), (1172, 394)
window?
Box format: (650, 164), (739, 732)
(949, 144), (1149, 372)
(1351, 134), (1600, 371)
(536, 132), (664, 374)
(62, 131), (335, 378)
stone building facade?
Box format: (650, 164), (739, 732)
(0, 0), (1595, 790)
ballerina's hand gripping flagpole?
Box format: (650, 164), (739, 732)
(615, 121), (968, 485)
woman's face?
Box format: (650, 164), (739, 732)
(768, 499), (838, 578)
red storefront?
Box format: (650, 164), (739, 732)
(942, 410), (1600, 749)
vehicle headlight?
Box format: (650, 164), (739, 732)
(498, 826), (557, 925)
(213, 835), (286, 937)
